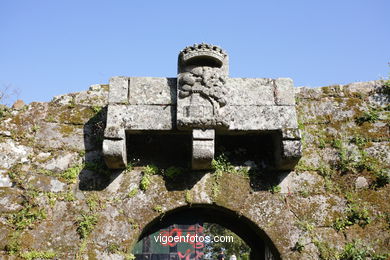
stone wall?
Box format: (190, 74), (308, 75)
(0, 80), (389, 259)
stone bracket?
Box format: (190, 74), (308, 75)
(102, 126), (127, 169)
(274, 128), (302, 171)
(192, 129), (215, 170)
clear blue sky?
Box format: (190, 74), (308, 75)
(1, 0), (389, 104)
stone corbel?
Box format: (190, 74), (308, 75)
(274, 128), (302, 171)
(103, 76), (129, 169)
(103, 126), (127, 169)
(192, 129), (215, 170)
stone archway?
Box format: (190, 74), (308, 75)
(132, 204), (280, 260)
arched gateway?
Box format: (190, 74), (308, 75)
(132, 205), (279, 260)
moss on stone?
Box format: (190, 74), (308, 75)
(20, 250), (57, 260)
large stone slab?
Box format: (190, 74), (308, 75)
(225, 106), (299, 130)
(129, 77), (176, 105)
(106, 104), (174, 130)
(225, 78), (275, 105)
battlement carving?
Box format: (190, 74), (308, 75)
(179, 43), (227, 65)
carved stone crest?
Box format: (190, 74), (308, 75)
(177, 43), (230, 130)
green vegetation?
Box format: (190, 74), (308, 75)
(0, 104), (10, 119)
(140, 165), (158, 191)
(124, 254), (136, 260)
(5, 202), (49, 257)
(318, 138), (326, 149)
(86, 193), (105, 211)
(349, 136), (367, 146)
(4, 232), (22, 255)
(210, 153), (252, 201)
(144, 164), (158, 175)
(140, 173), (151, 191)
(331, 138), (343, 149)
(8, 166), (27, 187)
(293, 239), (305, 253)
(31, 124), (40, 133)
(76, 214), (98, 239)
(185, 190), (193, 204)
(85, 161), (110, 175)
(212, 154), (234, 174)
(128, 218), (139, 230)
(340, 240), (369, 260)
(126, 162), (133, 172)
(269, 185), (281, 194)
(153, 205), (163, 213)
(355, 109), (379, 125)
(314, 239), (389, 260)
(91, 105), (102, 113)
(62, 163), (83, 183)
(107, 243), (120, 254)
(9, 204), (46, 230)
(108, 245), (136, 259)
(203, 223), (250, 257)
(67, 96), (76, 108)
(212, 153), (250, 177)
(333, 203), (371, 231)
(46, 115), (55, 122)
(163, 166), (183, 179)
(381, 78), (390, 96)
(340, 242), (368, 260)
(127, 188), (138, 198)
(317, 163), (333, 178)
(45, 191), (75, 207)
(20, 250), (56, 260)
(373, 170), (390, 188)
(295, 220), (314, 232)
(313, 240), (339, 260)
(211, 177), (221, 199)
(334, 140), (384, 179)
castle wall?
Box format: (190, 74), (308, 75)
(0, 80), (388, 259)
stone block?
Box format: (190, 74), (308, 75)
(103, 139), (127, 169)
(282, 140), (302, 158)
(123, 105), (174, 130)
(275, 140), (302, 171)
(106, 104), (174, 130)
(108, 76), (129, 104)
(225, 78), (275, 105)
(274, 78), (295, 105)
(192, 129), (215, 170)
(281, 128), (301, 140)
(129, 77), (176, 105)
(193, 129), (215, 140)
(226, 106), (299, 130)
(104, 126), (125, 140)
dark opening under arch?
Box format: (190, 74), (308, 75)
(133, 204), (280, 260)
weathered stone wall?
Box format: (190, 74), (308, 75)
(0, 80), (389, 259)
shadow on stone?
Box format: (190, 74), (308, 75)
(126, 131), (208, 191)
(79, 106), (123, 191)
(215, 133), (291, 192)
(162, 170), (209, 191)
(80, 109), (293, 191)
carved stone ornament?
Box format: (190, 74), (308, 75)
(102, 43), (302, 170)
